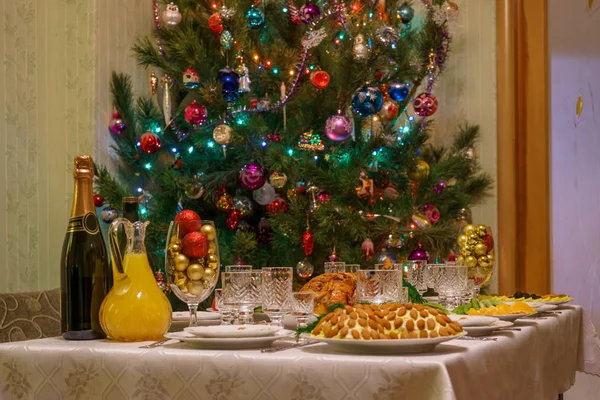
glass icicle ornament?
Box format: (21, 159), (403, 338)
(159, 74), (173, 125)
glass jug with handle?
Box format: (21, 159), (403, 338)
(99, 218), (172, 341)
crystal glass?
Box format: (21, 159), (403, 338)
(324, 262), (345, 273)
(462, 279), (476, 303)
(377, 263), (400, 270)
(165, 220), (220, 327)
(261, 267), (293, 326)
(345, 264), (360, 273)
(214, 288), (233, 325)
(406, 260), (428, 295)
(225, 264), (252, 272)
(222, 271), (255, 325)
(432, 264), (468, 309)
(425, 264), (436, 289)
(398, 286), (409, 304)
(290, 292), (314, 328)
(356, 269), (403, 304)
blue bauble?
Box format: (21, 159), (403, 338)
(245, 6), (265, 29)
(388, 82), (410, 102)
(398, 5), (414, 24)
(352, 86), (384, 117)
(217, 68), (240, 103)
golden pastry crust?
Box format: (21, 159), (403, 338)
(300, 273), (357, 314)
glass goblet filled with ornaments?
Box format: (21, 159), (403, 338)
(165, 210), (220, 327)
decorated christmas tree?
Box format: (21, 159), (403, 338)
(96, 0), (492, 282)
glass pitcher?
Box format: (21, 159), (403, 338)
(99, 218), (172, 341)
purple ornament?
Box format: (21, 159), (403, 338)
(109, 112), (126, 135)
(408, 244), (429, 261)
(329, 252), (337, 262)
(300, 2), (320, 23)
(325, 111), (353, 142)
(422, 204), (440, 224)
(239, 163), (266, 191)
(433, 181), (447, 194)
(317, 190), (330, 203)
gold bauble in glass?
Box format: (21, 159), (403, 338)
(463, 224), (476, 236)
(203, 267), (216, 282)
(170, 235), (181, 245)
(477, 224), (488, 237)
(457, 234), (468, 247)
(478, 255), (491, 268)
(456, 255), (465, 264)
(206, 254), (219, 269)
(207, 241), (217, 254)
(174, 271), (188, 287)
(186, 280), (204, 295)
(201, 224), (217, 240)
(168, 243), (181, 258)
(465, 256), (477, 268)
(173, 254), (190, 272)
(186, 263), (205, 281)
(474, 243), (488, 256)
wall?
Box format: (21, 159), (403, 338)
(550, 0), (600, 398)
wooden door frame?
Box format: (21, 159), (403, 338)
(496, 0), (550, 295)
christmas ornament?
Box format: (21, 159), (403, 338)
(93, 194), (104, 208)
(287, 0), (302, 24)
(217, 68), (239, 102)
(236, 221), (253, 232)
(101, 207), (118, 223)
(397, 4), (414, 24)
(162, 2), (182, 26)
(317, 191), (330, 203)
(186, 263), (205, 281)
(109, 112), (126, 135)
(160, 74), (173, 125)
(352, 34), (370, 60)
(269, 172), (288, 189)
(307, 184), (320, 212)
(226, 209), (242, 230)
(376, 26), (399, 47)
(457, 224), (495, 288)
(174, 210), (202, 236)
(422, 204), (440, 224)
(216, 193), (234, 212)
(218, 5), (236, 20)
(379, 100), (400, 121)
(181, 231), (209, 258)
(233, 196), (254, 218)
(296, 180), (306, 194)
(296, 260), (314, 278)
(328, 251), (338, 262)
(171, 155), (183, 170)
(357, 171), (374, 199)
(173, 254), (190, 272)
(325, 111), (353, 142)
(208, 12), (224, 34)
(412, 213), (431, 229)
(297, 130), (325, 151)
(361, 238), (375, 257)
(383, 186), (399, 200)
(213, 124), (232, 145)
(239, 64), (251, 93)
(426, 50), (437, 75)
(167, 242), (181, 258)
(186, 182), (205, 200)
(408, 244), (429, 261)
(203, 267), (217, 282)
(300, 1), (320, 23)
(352, 86), (384, 116)
(184, 100), (207, 126)
(239, 163), (266, 191)
(186, 280), (202, 295)
(139, 131), (161, 154)
(155, 271), (169, 294)
(413, 93), (439, 117)
(220, 30), (234, 50)
(433, 181), (447, 194)
(408, 159), (430, 181)
(201, 224), (217, 241)
(245, 6), (265, 29)
(388, 82), (410, 102)
(310, 70), (330, 89)
(456, 207), (472, 224)
(303, 229), (314, 256)
(257, 218), (272, 244)
(207, 241), (217, 254)
(266, 198), (288, 215)
(253, 183), (277, 206)
(148, 71), (158, 95)
(182, 68), (200, 89)
(361, 117), (384, 141)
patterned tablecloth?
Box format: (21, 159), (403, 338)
(0, 306), (591, 400)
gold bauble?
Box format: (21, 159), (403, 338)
(203, 267), (216, 282)
(207, 241), (217, 254)
(477, 255), (491, 268)
(462, 246), (473, 257)
(201, 224), (217, 240)
(469, 234), (479, 242)
(411, 213), (431, 230)
(457, 234), (468, 247)
(216, 193), (233, 212)
(173, 253), (190, 272)
(206, 254), (219, 269)
(186, 280), (204, 296)
(463, 224), (476, 236)
(477, 224), (488, 237)
(174, 271), (188, 287)
(408, 160), (430, 181)
(187, 263), (205, 281)
(170, 235), (181, 245)
(287, 188), (297, 199)
(487, 253), (496, 265)
(456, 255), (465, 264)
(474, 243), (488, 256)
(269, 172), (288, 189)
(168, 243), (181, 258)
(465, 256), (478, 268)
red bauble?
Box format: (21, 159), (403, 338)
(226, 209), (242, 230)
(140, 131), (161, 154)
(249, 97), (258, 108)
(184, 100), (207, 126)
(174, 210), (202, 236)
(303, 229), (314, 256)
(484, 234), (494, 252)
(310, 70), (330, 89)
(208, 13), (224, 34)
(93, 194), (105, 208)
(266, 198), (288, 215)
(181, 231), (209, 258)
(413, 93), (438, 117)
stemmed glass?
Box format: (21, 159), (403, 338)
(165, 220), (220, 327)
(261, 267), (292, 326)
(406, 260), (428, 296)
(290, 292), (314, 328)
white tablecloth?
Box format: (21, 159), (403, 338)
(0, 306), (589, 400)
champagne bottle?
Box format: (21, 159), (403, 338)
(60, 155), (111, 340)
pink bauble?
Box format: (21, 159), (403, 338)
(408, 244), (430, 261)
(239, 163), (266, 191)
(422, 204), (440, 224)
(300, 2), (320, 23)
(109, 112), (126, 134)
(317, 191), (330, 203)
(184, 100), (207, 125)
(325, 112), (352, 142)
(413, 93), (438, 117)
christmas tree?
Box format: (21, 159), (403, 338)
(97, 0), (493, 280)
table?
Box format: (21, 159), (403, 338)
(0, 306), (591, 400)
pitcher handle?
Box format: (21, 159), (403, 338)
(109, 218), (133, 275)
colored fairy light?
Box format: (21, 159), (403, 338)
(287, 149), (294, 156)
(261, 141), (268, 147)
(253, 54), (259, 61)
(188, 146), (194, 153)
(140, 207), (148, 215)
(314, 155), (318, 161)
(144, 162), (152, 170)
(207, 140), (215, 148)
(171, 147), (178, 153)
(273, 68), (279, 75)
(136, 142), (141, 147)
(283, 7), (288, 12)
(137, 188), (143, 193)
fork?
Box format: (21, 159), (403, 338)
(139, 339), (170, 348)
(458, 336), (497, 341)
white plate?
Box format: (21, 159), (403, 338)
(448, 315), (499, 327)
(173, 311), (221, 321)
(184, 325), (283, 338)
(462, 321), (514, 337)
(166, 330), (294, 349)
(504, 301), (545, 309)
(534, 304), (558, 313)
(495, 313), (535, 322)
(169, 319), (221, 332)
(301, 332), (466, 354)
(544, 299), (573, 305)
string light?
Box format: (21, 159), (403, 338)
(137, 188), (143, 193)
(272, 67), (279, 75)
(188, 146), (194, 153)
(287, 148), (294, 156)
(171, 147), (178, 153)
(207, 140), (215, 148)
(289, 69), (295, 76)
(144, 162), (152, 170)
(265, 60), (272, 67)
(253, 54), (259, 61)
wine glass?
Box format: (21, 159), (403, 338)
(165, 220), (220, 327)
(261, 267), (292, 326)
(291, 292), (314, 328)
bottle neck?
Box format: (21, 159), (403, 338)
(71, 177), (95, 218)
